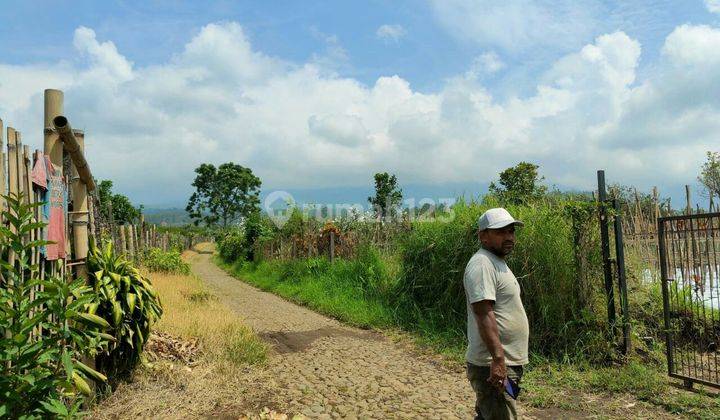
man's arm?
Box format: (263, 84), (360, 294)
(471, 300), (506, 390)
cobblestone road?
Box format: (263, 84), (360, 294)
(189, 247), (490, 419)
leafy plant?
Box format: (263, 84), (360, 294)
(87, 240), (163, 380)
(143, 248), (190, 275)
(0, 193), (112, 418)
(217, 227), (247, 262)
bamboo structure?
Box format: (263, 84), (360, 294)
(53, 116), (95, 192)
(44, 89), (63, 170)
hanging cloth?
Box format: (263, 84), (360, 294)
(43, 156), (66, 260)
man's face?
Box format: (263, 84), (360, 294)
(479, 225), (516, 257)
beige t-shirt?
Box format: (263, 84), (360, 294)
(464, 248), (529, 366)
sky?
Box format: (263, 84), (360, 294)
(1, 0), (719, 207)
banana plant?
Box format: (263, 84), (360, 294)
(86, 239), (163, 379)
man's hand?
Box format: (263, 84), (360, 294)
(487, 357), (506, 391)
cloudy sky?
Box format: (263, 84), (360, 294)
(1, 0), (719, 207)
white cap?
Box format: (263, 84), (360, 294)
(478, 208), (524, 231)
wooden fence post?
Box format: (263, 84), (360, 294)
(329, 231), (335, 262)
(120, 224), (127, 255)
(127, 224), (135, 259)
(0, 119), (5, 219)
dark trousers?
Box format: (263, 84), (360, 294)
(466, 363), (524, 420)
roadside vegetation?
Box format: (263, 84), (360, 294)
(92, 249), (268, 418)
(205, 159), (720, 418)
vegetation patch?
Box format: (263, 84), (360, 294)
(92, 264), (268, 418)
(142, 247), (191, 275)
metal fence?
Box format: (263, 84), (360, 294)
(658, 212), (720, 388)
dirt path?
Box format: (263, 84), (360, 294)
(189, 245), (485, 419)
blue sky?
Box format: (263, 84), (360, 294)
(1, 1), (720, 207)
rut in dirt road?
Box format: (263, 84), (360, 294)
(188, 245), (488, 419)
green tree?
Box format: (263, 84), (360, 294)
(489, 162), (547, 204)
(368, 172), (403, 219)
(97, 179), (141, 223)
(698, 151), (720, 199)
(186, 163), (262, 227)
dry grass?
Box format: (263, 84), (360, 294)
(91, 252), (276, 419)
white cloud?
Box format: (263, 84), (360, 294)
(1, 22), (719, 205)
(705, 0), (720, 13)
(466, 52), (505, 78)
(429, 0), (602, 54)
(376, 24), (407, 43)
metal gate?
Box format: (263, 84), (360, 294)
(658, 213), (720, 388)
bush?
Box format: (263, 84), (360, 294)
(87, 241), (163, 381)
(0, 193), (112, 417)
(143, 248), (191, 275)
(217, 228), (248, 262)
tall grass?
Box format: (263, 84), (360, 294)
(219, 198), (621, 362)
(395, 199), (612, 362)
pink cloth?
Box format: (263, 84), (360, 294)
(45, 157), (66, 260)
(31, 151), (47, 189)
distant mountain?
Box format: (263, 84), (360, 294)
(143, 208), (191, 226)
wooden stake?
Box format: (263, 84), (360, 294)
(7, 128), (18, 197)
(685, 185), (692, 215)
(0, 118), (5, 216)
(119, 224), (127, 255)
(127, 224), (135, 259)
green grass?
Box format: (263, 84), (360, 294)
(216, 255), (395, 329)
(522, 361), (720, 419)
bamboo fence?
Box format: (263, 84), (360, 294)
(0, 89), (197, 343)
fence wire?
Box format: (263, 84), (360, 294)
(659, 213), (720, 388)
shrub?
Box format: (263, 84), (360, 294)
(217, 228), (247, 262)
(0, 193), (112, 417)
(87, 241), (163, 381)
(143, 248), (191, 275)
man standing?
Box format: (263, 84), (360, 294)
(464, 208), (529, 420)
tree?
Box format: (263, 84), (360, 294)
(699, 151), (720, 199)
(489, 162), (547, 205)
(368, 172), (403, 219)
(96, 179), (141, 224)
(186, 163), (262, 227)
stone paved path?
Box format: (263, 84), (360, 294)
(188, 246), (495, 419)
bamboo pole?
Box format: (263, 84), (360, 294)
(52, 117), (95, 192)
(127, 224), (135, 259)
(7, 128), (18, 197)
(44, 89), (63, 171)
(138, 214), (144, 253)
(119, 224), (127, 256)
(68, 130), (89, 279)
(0, 119), (5, 223)
(87, 195), (96, 243)
(685, 185), (692, 215)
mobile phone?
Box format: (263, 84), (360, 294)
(504, 377), (520, 400)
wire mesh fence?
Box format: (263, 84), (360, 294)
(659, 213), (720, 388)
